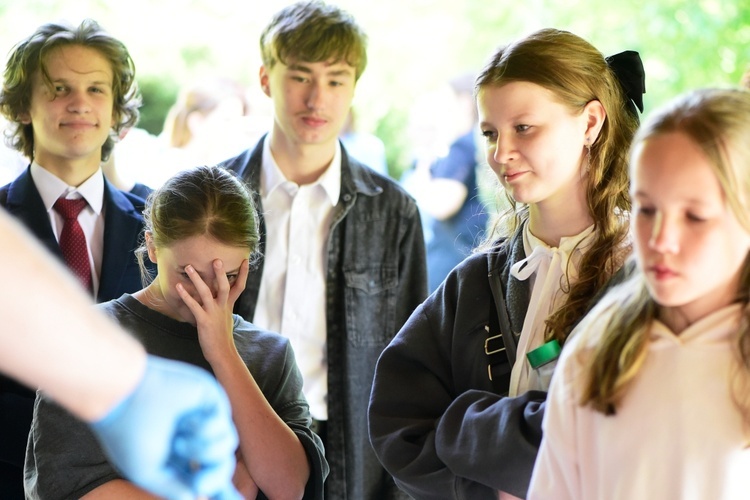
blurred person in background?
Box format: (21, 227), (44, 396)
(113, 76), (264, 190)
(339, 107), (389, 176)
(407, 72), (490, 292)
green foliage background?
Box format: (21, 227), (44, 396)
(1, 0), (748, 179)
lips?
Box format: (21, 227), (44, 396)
(301, 116), (327, 127)
(502, 170), (527, 182)
(648, 263), (678, 280)
(61, 121), (96, 129)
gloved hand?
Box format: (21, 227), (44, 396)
(91, 355), (241, 500)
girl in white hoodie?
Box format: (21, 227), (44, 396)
(529, 87), (750, 500)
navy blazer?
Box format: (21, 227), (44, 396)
(0, 167), (147, 498)
(0, 167), (146, 301)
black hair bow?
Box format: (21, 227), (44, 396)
(606, 50), (646, 116)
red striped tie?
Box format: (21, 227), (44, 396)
(53, 197), (93, 293)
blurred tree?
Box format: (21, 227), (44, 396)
(1, 0), (746, 181)
(136, 76), (179, 136)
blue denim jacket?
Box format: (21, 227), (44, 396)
(220, 137), (428, 499)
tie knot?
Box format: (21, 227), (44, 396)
(54, 197), (88, 220)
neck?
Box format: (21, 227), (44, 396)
(39, 159), (100, 188)
(268, 127), (336, 185)
(527, 203), (593, 248)
(657, 307), (692, 335)
(134, 284), (192, 324)
(527, 174), (592, 246)
(657, 273), (743, 335)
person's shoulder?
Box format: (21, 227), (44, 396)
(217, 136), (264, 176)
(232, 316), (291, 351)
(348, 158), (418, 208)
(0, 182), (9, 205)
(456, 248), (492, 271)
(231, 317), (297, 374)
(105, 181), (147, 214)
(121, 190), (147, 210)
(434, 250), (493, 298)
(94, 294), (130, 317)
(0, 168), (31, 205)
(217, 147), (253, 171)
(128, 182), (153, 200)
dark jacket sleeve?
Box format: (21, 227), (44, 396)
(369, 302), (495, 500)
(436, 390), (546, 497)
(369, 250), (509, 500)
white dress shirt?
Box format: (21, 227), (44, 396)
(253, 138), (341, 420)
(507, 223), (596, 396)
(30, 162), (105, 297)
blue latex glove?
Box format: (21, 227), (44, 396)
(91, 355), (241, 500)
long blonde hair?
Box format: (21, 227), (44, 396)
(583, 88), (750, 427)
(475, 28), (640, 345)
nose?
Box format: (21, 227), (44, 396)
(649, 212), (679, 254)
(66, 89), (91, 114)
(306, 82), (324, 111)
(490, 133), (516, 165)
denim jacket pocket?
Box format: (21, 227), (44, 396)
(344, 265), (398, 346)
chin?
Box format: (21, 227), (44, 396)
(651, 291), (692, 309)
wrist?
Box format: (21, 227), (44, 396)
(206, 344), (243, 375)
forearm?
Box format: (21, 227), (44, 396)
(435, 390), (546, 497)
(212, 350), (309, 498)
(0, 210), (146, 421)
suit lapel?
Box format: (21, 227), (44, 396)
(98, 180), (142, 301)
(4, 168), (63, 259)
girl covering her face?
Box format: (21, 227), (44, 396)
(26, 166), (329, 500)
(529, 88), (750, 500)
(368, 28), (644, 499)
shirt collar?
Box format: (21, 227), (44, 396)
(523, 223), (596, 257)
(260, 137), (341, 206)
(30, 161), (105, 215)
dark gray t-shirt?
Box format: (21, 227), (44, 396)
(24, 293), (328, 499)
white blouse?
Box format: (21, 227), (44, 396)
(508, 223), (596, 396)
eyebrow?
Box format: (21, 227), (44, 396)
(50, 77), (113, 86)
(478, 112), (536, 127)
(287, 63), (354, 78)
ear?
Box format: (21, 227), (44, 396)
(259, 65), (271, 97)
(19, 111), (32, 125)
(583, 99), (606, 146)
(145, 232), (158, 264)
(186, 110), (205, 137)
